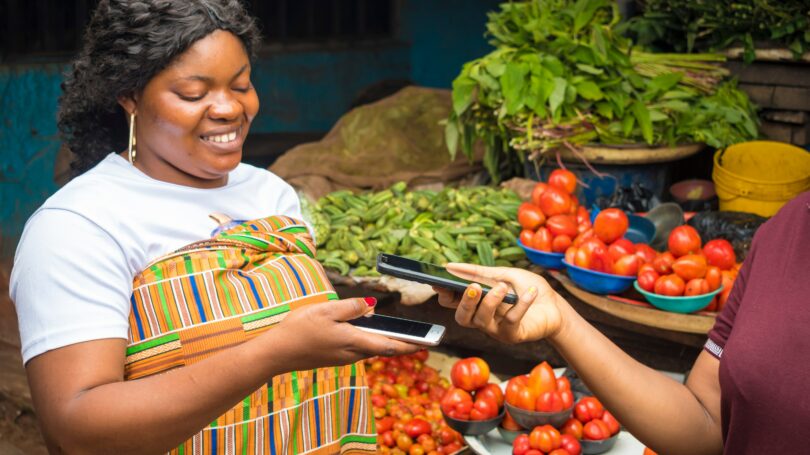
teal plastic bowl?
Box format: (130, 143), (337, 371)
(633, 281), (723, 313)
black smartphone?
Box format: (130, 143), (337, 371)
(376, 253), (518, 304)
(348, 314), (445, 346)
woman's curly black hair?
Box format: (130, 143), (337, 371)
(58, 0), (261, 175)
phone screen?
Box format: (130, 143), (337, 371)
(379, 254), (478, 285)
(348, 314), (433, 337)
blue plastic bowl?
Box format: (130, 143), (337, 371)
(634, 281), (723, 313)
(518, 240), (565, 270)
(562, 260), (636, 294)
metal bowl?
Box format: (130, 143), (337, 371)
(644, 203), (685, 251)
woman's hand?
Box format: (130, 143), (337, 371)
(434, 263), (567, 344)
(272, 298), (419, 371)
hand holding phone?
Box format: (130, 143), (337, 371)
(376, 253), (519, 304)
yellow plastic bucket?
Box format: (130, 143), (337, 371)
(713, 141), (810, 217)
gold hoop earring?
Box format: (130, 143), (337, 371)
(128, 112), (137, 164)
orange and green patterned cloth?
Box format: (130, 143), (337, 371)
(125, 216), (375, 454)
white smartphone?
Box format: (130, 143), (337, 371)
(348, 314), (446, 346)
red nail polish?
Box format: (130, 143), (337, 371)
(364, 297), (377, 307)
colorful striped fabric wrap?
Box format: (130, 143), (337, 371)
(125, 215), (376, 454)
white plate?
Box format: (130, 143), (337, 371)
(464, 369), (649, 455)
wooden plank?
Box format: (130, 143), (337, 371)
(738, 84), (810, 111)
(725, 61), (810, 88)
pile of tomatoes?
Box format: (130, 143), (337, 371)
(505, 361), (574, 413)
(366, 351), (466, 454)
(442, 357), (503, 421)
(518, 170), (592, 254)
(637, 225), (740, 310)
(560, 396), (620, 443)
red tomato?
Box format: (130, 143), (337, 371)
(539, 186), (572, 217)
(672, 254), (708, 280)
(470, 395), (499, 421)
(572, 228), (596, 247)
(528, 361), (558, 395)
(440, 387), (473, 416)
(548, 169), (577, 194)
(705, 266), (722, 291)
(505, 376), (528, 407)
(377, 416), (395, 433)
(531, 183), (549, 207)
(547, 214), (579, 238)
(573, 247), (592, 269)
(634, 243), (658, 264)
(607, 238), (635, 262)
(561, 418), (584, 439)
(529, 425), (562, 453)
(574, 397), (604, 422)
(509, 384), (537, 411)
(684, 278), (709, 296)
(404, 418), (432, 438)
(601, 410), (620, 435)
(397, 433), (414, 451)
(536, 391), (564, 412)
(703, 239), (736, 270)
(552, 234), (573, 253)
(559, 389), (574, 409)
(381, 430), (396, 447)
(590, 247), (615, 274)
(512, 434), (531, 455)
(518, 203), (546, 231)
(442, 441), (463, 454)
(593, 209), (629, 244)
(652, 252), (675, 274)
(417, 434), (436, 452)
(638, 263), (656, 275)
(501, 411), (522, 431)
(519, 229), (535, 247)
(532, 227), (553, 252)
(612, 254), (640, 277)
(450, 357), (490, 392)
(637, 270), (660, 292)
(583, 419), (611, 440)
(476, 383), (504, 408)
(668, 225), (702, 257)
(565, 246), (577, 265)
(654, 274), (686, 296)
(576, 206), (590, 225)
(560, 434), (582, 455)
(556, 376), (571, 391)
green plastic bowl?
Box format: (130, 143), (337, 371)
(633, 281), (723, 314)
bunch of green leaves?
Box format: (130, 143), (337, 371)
(623, 0), (810, 63)
(446, 0), (758, 182)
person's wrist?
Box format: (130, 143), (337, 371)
(547, 292), (576, 345)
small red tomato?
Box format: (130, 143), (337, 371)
(593, 208), (629, 244)
(552, 234), (573, 253)
(476, 383), (504, 408)
(450, 357), (490, 392)
(565, 246), (578, 265)
(576, 205), (590, 225)
(705, 266), (722, 291)
(535, 391), (564, 412)
(556, 376), (571, 391)
(652, 252), (675, 274)
(518, 203), (546, 231)
(532, 227), (553, 252)
(668, 225), (702, 257)
(560, 434), (582, 455)
(561, 418), (584, 440)
(539, 186), (573, 217)
(607, 238), (635, 262)
(548, 169), (578, 194)
(546, 214), (579, 238)
(703, 239), (736, 270)
(512, 434), (531, 455)
(529, 425), (562, 453)
(654, 274), (686, 296)
(634, 243), (658, 264)
(612, 254), (640, 277)
(583, 419), (611, 440)
(637, 270), (660, 292)
(531, 183), (549, 207)
(559, 389), (574, 409)
(684, 278), (710, 296)
(519, 229), (535, 247)
(601, 410), (620, 435)
(501, 411), (522, 431)
(404, 418), (432, 438)
(574, 397), (604, 422)
(672, 254), (707, 281)
(470, 395), (499, 421)
(440, 387), (473, 416)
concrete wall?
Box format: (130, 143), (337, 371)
(0, 0), (499, 260)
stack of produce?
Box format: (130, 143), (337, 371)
(308, 182), (527, 276)
(446, 0), (758, 181)
(442, 357), (503, 421)
(365, 351), (466, 454)
(637, 226), (740, 311)
(560, 396), (620, 443)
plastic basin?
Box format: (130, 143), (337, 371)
(634, 281), (723, 313)
(563, 261), (636, 295)
(442, 408), (505, 436)
(504, 402), (573, 430)
(518, 240), (565, 270)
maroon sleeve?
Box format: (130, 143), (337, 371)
(704, 232), (757, 359)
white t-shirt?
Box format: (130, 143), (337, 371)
(10, 153), (304, 364)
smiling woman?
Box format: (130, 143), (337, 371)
(10, 1), (418, 454)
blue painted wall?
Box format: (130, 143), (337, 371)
(0, 0), (499, 259)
